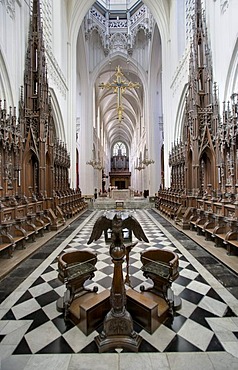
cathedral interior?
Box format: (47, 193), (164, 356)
(0, 0), (238, 369)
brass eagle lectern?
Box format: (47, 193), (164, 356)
(87, 212), (149, 352)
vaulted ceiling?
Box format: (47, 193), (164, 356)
(96, 58), (143, 147)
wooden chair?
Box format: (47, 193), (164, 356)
(57, 250), (98, 319)
(140, 248), (181, 312)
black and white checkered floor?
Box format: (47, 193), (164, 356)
(0, 209), (238, 369)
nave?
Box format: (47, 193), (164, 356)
(0, 209), (238, 370)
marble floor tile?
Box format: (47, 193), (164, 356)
(119, 353), (170, 370)
(25, 321), (61, 353)
(0, 209), (237, 369)
(11, 298), (41, 320)
(198, 296), (228, 317)
(62, 326), (96, 353)
(177, 318), (214, 351)
(140, 325), (176, 352)
(68, 353), (119, 370)
(167, 352), (214, 370)
(186, 280), (211, 295)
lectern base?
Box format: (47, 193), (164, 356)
(95, 333), (142, 353)
(95, 309), (142, 353)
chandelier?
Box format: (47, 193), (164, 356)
(86, 159), (104, 171)
(86, 149), (104, 170)
(135, 159), (145, 171)
(141, 148), (155, 166)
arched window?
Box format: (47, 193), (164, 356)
(111, 141), (129, 172)
(113, 141), (127, 156)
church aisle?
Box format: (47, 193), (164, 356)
(0, 209), (238, 370)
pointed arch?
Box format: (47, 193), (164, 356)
(174, 84), (188, 140)
(187, 149), (193, 193)
(22, 149), (39, 198)
(224, 37), (238, 101)
(49, 88), (66, 142)
(199, 147), (216, 192)
(0, 49), (14, 106)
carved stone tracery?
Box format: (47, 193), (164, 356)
(84, 3), (154, 57)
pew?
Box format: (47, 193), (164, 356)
(0, 227), (14, 258)
(223, 219), (238, 255)
(155, 190), (238, 256)
(1, 221), (27, 250)
(211, 215), (228, 247)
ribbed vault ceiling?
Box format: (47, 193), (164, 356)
(96, 58), (143, 148)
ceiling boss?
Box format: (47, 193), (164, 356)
(99, 66), (140, 123)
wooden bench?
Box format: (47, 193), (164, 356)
(34, 217), (46, 236)
(68, 289), (110, 335)
(203, 228), (215, 241)
(224, 239), (238, 255)
(212, 233), (227, 248)
(202, 213), (216, 240)
(211, 215), (227, 248)
(223, 219), (238, 255)
(189, 213), (199, 230)
(126, 288), (169, 334)
(0, 233), (14, 258)
(1, 222), (27, 250)
(37, 212), (51, 231)
(194, 210), (206, 235)
(22, 219), (37, 242)
(26, 214), (45, 237)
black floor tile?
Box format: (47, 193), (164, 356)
(179, 288), (203, 305)
(15, 290), (33, 305)
(35, 290), (60, 307)
(139, 339), (159, 352)
(24, 309), (50, 332)
(165, 335), (202, 352)
(37, 336), (74, 354)
(13, 337), (32, 355)
(52, 316), (75, 334)
(190, 307), (217, 329)
(164, 314), (187, 332)
(206, 334), (224, 351)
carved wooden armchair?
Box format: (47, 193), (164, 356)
(57, 250), (98, 318)
(140, 248), (181, 311)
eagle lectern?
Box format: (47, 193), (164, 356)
(87, 213), (149, 352)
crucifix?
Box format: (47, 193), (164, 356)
(99, 66), (140, 122)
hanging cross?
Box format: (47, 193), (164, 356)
(99, 65), (140, 122)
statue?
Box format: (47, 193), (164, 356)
(87, 212), (149, 352)
(87, 213), (148, 247)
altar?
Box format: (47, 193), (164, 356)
(111, 189), (130, 200)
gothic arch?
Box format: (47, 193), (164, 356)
(199, 147), (215, 192)
(49, 88), (66, 142)
(187, 149), (193, 193)
(174, 84), (188, 140)
(22, 149), (39, 198)
(45, 152), (52, 197)
(68, 1), (170, 51)
(0, 49), (14, 106)
(224, 37), (238, 101)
